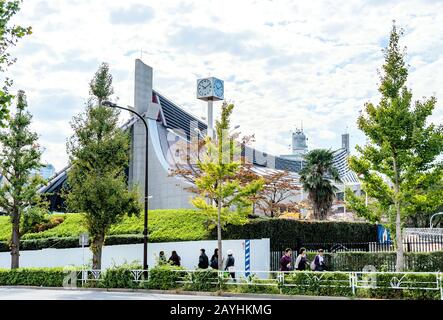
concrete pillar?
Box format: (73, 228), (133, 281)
(129, 59), (153, 198)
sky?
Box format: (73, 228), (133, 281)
(4, 0), (443, 171)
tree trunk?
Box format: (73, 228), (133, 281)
(392, 157), (404, 272)
(395, 205), (404, 271)
(91, 233), (105, 270)
(10, 217), (20, 269)
(217, 196), (223, 270)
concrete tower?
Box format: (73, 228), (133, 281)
(342, 133), (350, 154)
(129, 59), (153, 198)
(292, 129), (308, 158)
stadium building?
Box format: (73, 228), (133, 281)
(41, 59), (361, 218)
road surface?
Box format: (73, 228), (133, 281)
(0, 287), (351, 300)
(0, 287), (266, 300)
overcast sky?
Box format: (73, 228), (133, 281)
(5, 0), (443, 171)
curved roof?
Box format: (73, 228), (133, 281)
(41, 90), (358, 198)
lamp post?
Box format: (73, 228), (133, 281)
(103, 100), (149, 271)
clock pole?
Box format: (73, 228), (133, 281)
(207, 100), (214, 139)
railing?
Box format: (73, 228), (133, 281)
(74, 269), (443, 300)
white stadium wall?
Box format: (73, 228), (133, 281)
(0, 238), (270, 276)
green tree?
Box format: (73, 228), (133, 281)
(345, 23), (443, 271)
(0, 90), (43, 269)
(0, 1), (32, 126)
(66, 63), (141, 269)
(300, 149), (339, 220)
(191, 102), (263, 269)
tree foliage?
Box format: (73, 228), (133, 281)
(0, 90), (43, 268)
(0, 0), (32, 126)
(66, 63), (141, 269)
(345, 23), (443, 271)
(255, 170), (301, 217)
(300, 149), (339, 220)
(187, 102), (263, 269)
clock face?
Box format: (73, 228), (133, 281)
(197, 78), (212, 97)
(214, 79), (224, 98)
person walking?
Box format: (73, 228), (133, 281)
(294, 248), (308, 271)
(210, 248), (218, 269)
(280, 248), (292, 272)
(168, 250), (181, 267)
(225, 250), (236, 281)
(158, 251), (167, 265)
(198, 249), (209, 269)
(312, 249), (326, 271)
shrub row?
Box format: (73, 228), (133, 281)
(322, 251), (443, 272)
(216, 218), (377, 246)
(0, 266), (440, 299)
(0, 268), (67, 287)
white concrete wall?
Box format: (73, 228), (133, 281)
(0, 239), (270, 276)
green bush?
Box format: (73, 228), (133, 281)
(143, 265), (185, 290)
(356, 272), (441, 300)
(328, 251), (443, 272)
(281, 271), (353, 297)
(0, 268), (67, 287)
(101, 266), (140, 289)
(218, 218), (377, 246)
(232, 274), (280, 295)
(184, 269), (220, 292)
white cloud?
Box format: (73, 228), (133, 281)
(2, 0), (442, 170)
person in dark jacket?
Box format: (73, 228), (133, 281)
(198, 249), (209, 269)
(280, 248), (292, 271)
(168, 250), (181, 266)
(225, 250), (236, 281)
(295, 248), (308, 271)
(210, 248), (218, 269)
(314, 249), (326, 271)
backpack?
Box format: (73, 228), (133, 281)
(310, 257), (316, 271)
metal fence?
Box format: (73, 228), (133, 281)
(73, 269), (443, 300)
(270, 237), (443, 271)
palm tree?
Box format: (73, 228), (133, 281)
(300, 149), (339, 220)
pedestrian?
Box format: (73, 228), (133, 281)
(280, 248), (292, 271)
(210, 248), (219, 269)
(168, 250), (181, 267)
(225, 250), (236, 281)
(311, 249), (326, 271)
(198, 248), (209, 269)
(158, 251), (167, 265)
(294, 248), (308, 271)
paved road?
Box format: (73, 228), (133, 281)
(0, 287), (351, 300)
(0, 287), (271, 300)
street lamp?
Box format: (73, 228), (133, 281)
(102, 100), (149, 271)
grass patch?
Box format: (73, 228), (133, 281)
(0, 209), (211, 242)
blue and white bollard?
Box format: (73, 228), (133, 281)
(245, 239), (251, 279)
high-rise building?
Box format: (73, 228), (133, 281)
(280, 128), (308, 161)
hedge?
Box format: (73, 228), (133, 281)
(0, 266), (441, 299)
(216, 218), (377, 247)
(326, 251), (443, 272)
(0, 268), (67, 287)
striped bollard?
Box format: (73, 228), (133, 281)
(245, 239), (251, 279)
